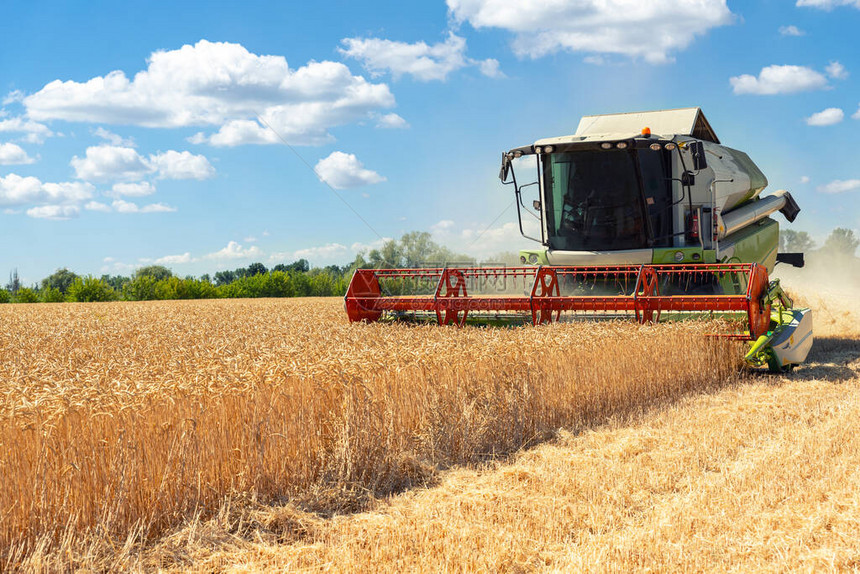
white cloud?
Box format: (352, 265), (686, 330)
(85, 200), (112, 212)
(817, 179), (860, 193)
(512, 154), (539, 176)
(350, 237), (391, 253)
(24, 40), (395, 147)
(92, 127), (135, 147)
(800, 175), (811, 184)
(71, 145), (150, 181)
(154, 252), (192, 265)
(825, 61), (848, 79)
(149, 150), (215, 180)
(0, 174), (43, 205)
(447, 0), (733, 64)
(139, 203), (176, 213)
(0, 142), (35, 165)
(292, 243), (349, 260)
(314, 151), (385, 189)
(730, 65), (829, 95)
(111, 199), (140, 213)
(42, 182), (94, 203)
(70, 145), (214, 181)
(779, 25), (805, 36)
(204, 241), (262, 260)
(430, 217), (540, 259)
(270, 239), (393, 265)
(375, 113), (409, 129)
(42, 181), (95, 203)
(477, 58), (504, 78)
(430, 219), (455, 233)
(854, 105), (860, 120)
(806, 107), (844, 126)
(2, 90), (25, 105)
(339, 32), (501, 81)
(109, 181), (156, 197)
(198, 120), (281, 147)
(797, 0), (860, 8)
(101, 257), (139, 274)
(0, 116), (55, 143)
(26, 205), (80, 220)
(111, 199), (176, 213)
(0, 173), (93, 206)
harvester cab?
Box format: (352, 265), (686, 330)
(502, 108), (801, 271)
(345, 108), (813, 372)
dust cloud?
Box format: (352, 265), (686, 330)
(772, 253), (860, 337)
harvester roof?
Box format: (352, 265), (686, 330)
(532, 107), (720, 148)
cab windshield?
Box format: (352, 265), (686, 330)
(543, 148), (670, 251)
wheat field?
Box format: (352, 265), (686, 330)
(176, 270), (860, 573)
(0, 298), (743, 570)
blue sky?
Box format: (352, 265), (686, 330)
(1, 0), (859, 283)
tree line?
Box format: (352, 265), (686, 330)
(2, 228), (856, 304)
(779, 227), (859, 257)
(1, 232), (479, 304)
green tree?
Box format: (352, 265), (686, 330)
(246, 262), (268, 276)
(345, 252), (370, 272)
(41, 287), (65, 303)
(134, 265), (173, 281)
(155, 277), (217, 299)
(272, 259), (310, 273)
(123, 275), (160, 300)
(6, 269), (20, 295)
(0, 289), (9, 304)
(401, 231), (437, 267)
(368, 240), (403, 268)
(823, 228), (859, 257)
(365, 233), (476, 268)
(101, 274), (130, 291)
(425, 245), (475, 266)
(13, 287), (38, 303)
(779, 230), (815, 253)
(218, 271), (296, 298)
(214, 270), (236, 286)
(41, 268), (79, 294)
(67, 276), (117, 302)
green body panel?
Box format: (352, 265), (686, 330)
(716, 218), (779, 294)
(518, 249), (550, 265)
(518, 247), (722, 266)
(718, 218), (779, 271)
(651, 247), (717, 264)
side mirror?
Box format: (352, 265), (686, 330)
(681, 171), (695, 187)
(689, 141), (707, 170)
(499, 153), (511, 182)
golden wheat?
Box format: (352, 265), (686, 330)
(161, 286), (860, 573)
(0, 298), (742, 569)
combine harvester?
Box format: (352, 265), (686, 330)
(345, 108), (813, 371)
